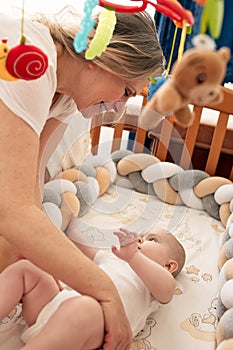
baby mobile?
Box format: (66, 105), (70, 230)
(0, 0), (48, 81)
(197, 0), (224, 40)
(73, 0), (194, 60)
(147, 0), (225, 100)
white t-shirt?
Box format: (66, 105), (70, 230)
(0, 13), (76, 136)
(94, 250), (159, 337)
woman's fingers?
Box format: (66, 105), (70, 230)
(101, 299), (132, 350)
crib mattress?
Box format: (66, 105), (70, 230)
(0, 185), (224, 350)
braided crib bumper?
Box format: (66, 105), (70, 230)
(43, 151), (231, 227)
(44, 150), (233, 349)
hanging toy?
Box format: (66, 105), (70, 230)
(6, 34), (48, 81)
(99, 0), (147, 13)
(73, 0), (98, 54)
(200, 0), (224, 39)
(153, 0), (194, 27)
(0, 39), (18, 81)
(193, 0), (207, 5)
(99, 0), (194, 26)
(148, 12), (192, 117)
(74, 0), (194, 59)
(0, 0), (48, 82)
(142, 42), (230, 129)
(85, 8), (116, 60)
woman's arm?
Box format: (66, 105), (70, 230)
(0, 101), (131, 350)
(36, 117), (68, 205)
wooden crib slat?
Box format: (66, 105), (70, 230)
(205, 112), (229, 176)
(134, 127), (147, 153)
(133, 87), (148, 153)
(90, 114), (102, 155)
(155, 117), (174, 161)
(179, 105), (202, 169)
(230, 166), (233, 182)
(111, 123), (124, 152)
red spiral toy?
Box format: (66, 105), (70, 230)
(0, 0), (49, 83)
(6, 40), (48, 81)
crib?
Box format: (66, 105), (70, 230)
(88, 85), (233, 349)
(91, 85), (233, 181)
(0, 86), (233, 350)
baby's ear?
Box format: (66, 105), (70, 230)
(165, 260), (178, 274)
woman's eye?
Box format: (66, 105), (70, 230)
(124, 88), (130, 97)
(124, 88), (136, 97)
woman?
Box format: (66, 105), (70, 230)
(0, 8), (164, 349)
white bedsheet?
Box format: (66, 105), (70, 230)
(0, 185), (224, 349)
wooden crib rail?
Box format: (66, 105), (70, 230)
(90, 112), (148, 155)
(149, 86), (233, 180)
(90, 86), (233, 181)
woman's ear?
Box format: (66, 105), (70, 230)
(55, 43), (64, 57)
(87, 62), (96, 71)
(165, 260), (178, 274)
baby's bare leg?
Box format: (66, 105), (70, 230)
(21, 295), (104, 350)
(0, 260), (59, 326)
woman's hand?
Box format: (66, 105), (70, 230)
(112, 228), (139, 262)
(101, 297), (132, 350)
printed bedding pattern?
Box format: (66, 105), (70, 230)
(0, 184), (224, 350)
(76, 185), (224, 350)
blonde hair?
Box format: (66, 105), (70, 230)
(35, 7), (165, 80)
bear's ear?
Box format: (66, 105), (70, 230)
(218, 47), (231, 64)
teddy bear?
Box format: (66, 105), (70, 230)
(139, 46), (230, 129)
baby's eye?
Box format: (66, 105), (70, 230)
(148, 237), (157, 242)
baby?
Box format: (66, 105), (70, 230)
(0, 227), (185, 349)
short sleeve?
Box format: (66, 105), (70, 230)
(0, 14), (57, 135)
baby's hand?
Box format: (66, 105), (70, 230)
(112, 228), (139, 262)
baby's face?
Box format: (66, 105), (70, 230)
(137, 230), (171, 267)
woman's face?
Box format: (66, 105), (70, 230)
(57, 56), (148, 118)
